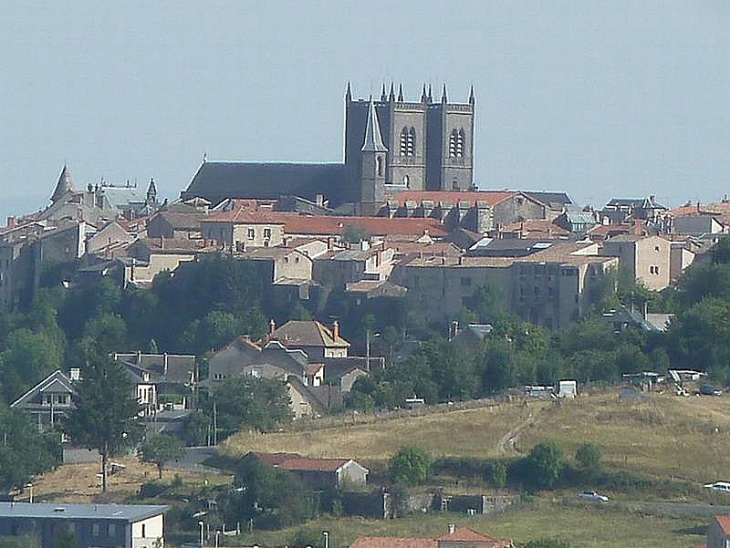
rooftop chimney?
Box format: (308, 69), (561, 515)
(269, 319), (276, 336)
(6, 216), (15, 229)
(332, 320), (340, 340)
(163, 352), (168, 376)
(448, 524), (456, 535)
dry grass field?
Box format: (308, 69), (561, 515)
(222, 390), (730, 484)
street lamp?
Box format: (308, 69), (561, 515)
(198, 520), (204, 547)
(323, 531), (329, 548)
(25, 483), (33, 504)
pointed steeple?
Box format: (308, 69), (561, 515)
(468, 85), (475, 105)
(397, 84), (404, 102)
(345, 81), (352, 102)
(361, 99), (387, 153)
(380, 83), (387, 101)
(420, 84), (428, 103)
(51, 165), (74, 203)
(388, 83), (395, 102)
(441, 84), (448, 104)
(427, 84), (433, 102)
(146, 178), (158, 205)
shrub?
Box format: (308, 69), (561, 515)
(389, 446), (431, 486)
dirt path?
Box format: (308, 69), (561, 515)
(497, 401), (552, 455)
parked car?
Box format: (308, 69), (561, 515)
(699, 385), (723, 396)
(704, 481), (730, 492)
(578, 490), (609, 502)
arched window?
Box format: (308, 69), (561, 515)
(376, 156), (384, 176)
(400, 127), (416, 157)
(449, 129), (466, 158)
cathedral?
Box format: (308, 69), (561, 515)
(182, 83), (475, 212)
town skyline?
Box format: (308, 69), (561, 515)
(2, 1), (729, 221)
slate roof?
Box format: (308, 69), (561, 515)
(114, 353), (196, 384)
(153, 211), (206, 230)
(523, 191), (573, 207)
(11, 370), (74, 409)
(268, 321), (350, 349)
(0, 502), (167, 522)
(181, 161), (345, 205)
(51, 166), (74, 203)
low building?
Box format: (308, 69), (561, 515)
(243, 452), (368, 489)
(706, 515), (730, 548)
(264, 320), (350, 360)
(0, 502), (167, 548)
(351, 526), (512, 548)
(113, 352), (197, 410)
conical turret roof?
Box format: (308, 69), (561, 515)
(51, 165), (74, 202)
(361, 100), (387, 153)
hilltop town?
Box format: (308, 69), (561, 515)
(1, 85), (730, 548)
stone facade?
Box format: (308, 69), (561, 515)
(601, 234), (672, 291)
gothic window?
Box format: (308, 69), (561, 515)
(400, 127), (416, 156)
(377, 156), (384, 176)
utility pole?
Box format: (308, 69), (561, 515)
(212, 401), (217, 446)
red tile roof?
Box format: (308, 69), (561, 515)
(277, 456), (351, 472)
(716, 515), (730, 535)
(351, 538), (436, 548)
(386, 190), (516, 206)
(436, 527), (508, 545)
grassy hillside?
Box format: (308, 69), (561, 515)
(222, 391), (730, 484)
(228, 500), (706, 548)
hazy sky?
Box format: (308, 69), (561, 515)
(1, 1), (729, 221)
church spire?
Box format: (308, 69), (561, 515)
(381, 83), (387, 101)
(468, 85), (475, 105)
(146, 178), (158, 205)
(441, 84), (448, 104)
(51, 164), (74, 203)
(420, 84), (428, 103)
(388, 83), (395, 102)
(397, 84), (404, 102)
(361, 99), (387, 153)
(345, 81), (352, 102)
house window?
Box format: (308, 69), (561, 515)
(141, 523), (146, 538)
(263, 228), (272, 239)
(377, 156), (384, 176)
(247, 228), (255, 240)
(92, 523), (100, 537)
(108, 523), (116, 536)
(58, 395), (67, 404)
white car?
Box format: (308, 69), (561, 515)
(704, 481), (730, 493)
(578, 490), (609, 502)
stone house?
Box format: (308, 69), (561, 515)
(113, 352), (197, 410)
(264, 320), (350, 360)
(206, 337), (308, 384)
(200, 209), (286, 250)
(243, 452), (368, 489)
(146, 210), (206, 240)
(601, 234), (672, 291)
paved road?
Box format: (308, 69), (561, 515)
(165, 446), (220, 474)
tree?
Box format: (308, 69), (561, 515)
(0, 406), (61, 490)
(211, 376), (292, 438)
(575, 443), (603, 477)
(389, 446), (431, 486)
(0, 328), (64, 402)
(62, 358), (143, 492)
(523, 442), (565, 490)
(139, 435), (185, 479)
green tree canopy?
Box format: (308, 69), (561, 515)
(522, 442), (565, 490)
(211, 376), (292, 439)
(574, 443), (603, 477)
(62, 358), (143, 491)
(389, 446), (431, 486)
(139, 434), (185, 479)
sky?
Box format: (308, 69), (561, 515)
(1, 1), (729, 222)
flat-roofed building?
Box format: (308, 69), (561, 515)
(0, 502), (167, 548)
